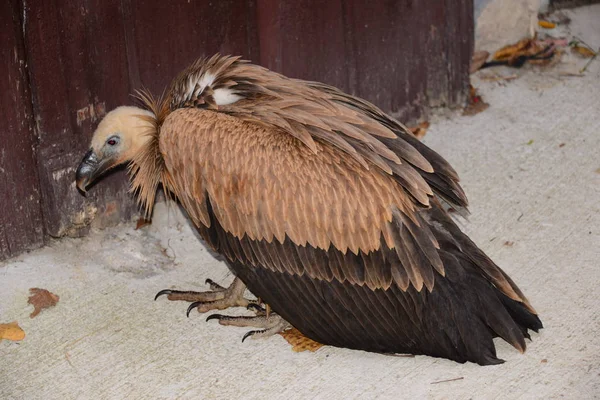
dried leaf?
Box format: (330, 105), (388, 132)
(526, 139), (534, 145)
(504, 241), (514, 247)
(571, 45), (596, 58)
(408, 121), (430, 140)
(470, 50), (490, 73)
(28, 288), (59, 318)
(0, 321), (26, 342)
(492, 38), (565, 68)
(493, 38), (532, 61)
(279, 328), (324, 352)
(538, 20), (556, 29)
(463, 85), (489, 116)
(135, 218), (152, 230)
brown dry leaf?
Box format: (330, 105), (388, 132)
(28, 288), (59, 318)
(0, 321), (26, 342)
(135, 218), (152, 230)
(529, 48), (563, 67)
(279, 328), (324, 352)
(493, 38), (532, 61)
(504, 241), (514, 247)
(470, 50), (490, 73)
(538, 20), (556, 29)
(493, 38), (564, 67)
(408, 121), (430, 140)
(463, 85), (489, 116)
(571, 45), (596, 58)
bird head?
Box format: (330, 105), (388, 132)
(75, 106), (155, 193)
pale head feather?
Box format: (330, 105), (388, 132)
(89, 101), (166, 218)
(90, 106), (156, 165)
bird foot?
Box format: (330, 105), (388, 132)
(155, 277), (259, 315)
(207, 307), (292, 342)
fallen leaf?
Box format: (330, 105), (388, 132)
(463, 85), (489, 116)
(492, 38), (565, 68)
(571, 45), (596, 58)
(493, 38), (532, 61)
(541, 358), (548, 363)
(526, 139), (534, 145)
(470, 50), (490, 73)
(135, 218), (152, 230)
(504, 241), (514, 247)
(408, 121), (430, 139)
(559, 143), (565, 148)
(0, 321), (26, 342)
(538, 20), (556, 29)
(28, 288), (59, 318)
(279, 328), (324, 352)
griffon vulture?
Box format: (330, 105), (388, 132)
(75, 54), (542, 365)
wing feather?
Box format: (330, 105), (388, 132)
(157, 55), (530, 311)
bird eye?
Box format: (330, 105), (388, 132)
(107, 136), (119, 146)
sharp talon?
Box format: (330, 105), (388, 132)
(187, 301), (202, 317)
(154, 289), (172, 301)
(205, 278), (213, 285)
(242, 330), (256, 343)
(206, 314), (223, 322)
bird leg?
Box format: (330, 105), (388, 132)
(207, 304), (291, 342)
(155, 277), (260, 315)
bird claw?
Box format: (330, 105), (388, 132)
(206, 311), (291, 342)
(205, 278), (226, 291)
(205, 313), (225, 322)
(155, 277), (257, 316)
(154, 289), (172, 301)
(242, 330), (257, 343)
(187, 301), (204, 317)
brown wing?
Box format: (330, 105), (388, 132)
(160, 55), (534, 304)
(153, 55), (541, 363)
(159, 107), (530, 310)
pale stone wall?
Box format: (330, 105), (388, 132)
(475, 0), (549, 51)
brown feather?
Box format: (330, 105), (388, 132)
(130, 54), (537, 314)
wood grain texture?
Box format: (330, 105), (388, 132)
(256, 0), (348, 90)
(23, 0), (137, 237)
(0, 0), (44, 259)
(343, 0), (474, 121)
(125, 0), (259, 95)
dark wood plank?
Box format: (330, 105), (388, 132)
(344, 0), (472, 122)
(256, 0), (348, 90)
(0, 0), (44, 259)
(23, 0), (138, 237)
(125, 0), (259, 95)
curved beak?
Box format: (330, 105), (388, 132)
(75, 149), (106, 193)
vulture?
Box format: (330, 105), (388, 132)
(76, 54), (542, 365)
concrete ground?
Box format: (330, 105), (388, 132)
(2, 6), (599, 400)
